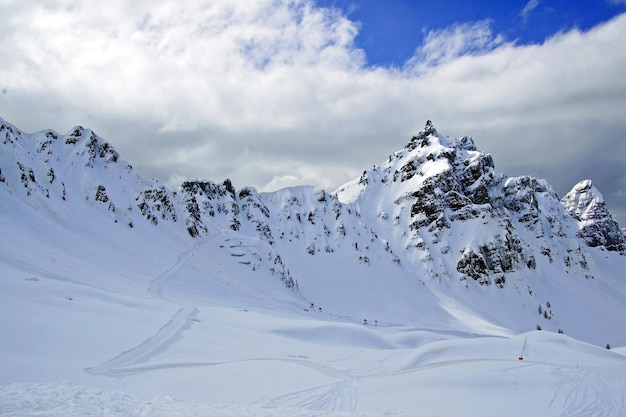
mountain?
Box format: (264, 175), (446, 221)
(2, 116), (626, 416)
(1, 116), (625, 339)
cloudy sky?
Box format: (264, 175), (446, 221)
(1, 0), (626, 225)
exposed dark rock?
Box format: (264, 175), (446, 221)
(95, 185), (109, 203)
(457, 249), (490, 285)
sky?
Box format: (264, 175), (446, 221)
(1, 0), (625, 225)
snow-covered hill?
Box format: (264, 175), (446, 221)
(1, 116), (625, 416)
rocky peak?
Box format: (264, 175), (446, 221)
(422, 120), (437, 136)
(406, 120), (438, 151)
(562, 180), (625, 252)
(562, 180), (605, 221)
(336, 122), (535, 286)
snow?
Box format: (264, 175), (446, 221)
(2, 199), (625, 416)
(2, 117), (626, 416)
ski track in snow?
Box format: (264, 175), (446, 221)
(85, 233), (215, 377)
(84, 306), (199, 376)
(266, 380), (358, 412)
(550, 367), (626, 417)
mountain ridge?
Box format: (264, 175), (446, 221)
(1, 116), (625, 345)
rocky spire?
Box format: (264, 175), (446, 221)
(406, 120), (438, 151)
(562, 180), (625, 252)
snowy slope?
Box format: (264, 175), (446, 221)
(1, 116), (626, 416)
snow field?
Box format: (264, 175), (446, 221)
(2, 227), (625, 417)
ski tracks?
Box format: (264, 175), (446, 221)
(148, 236), (214, 301)
(265, 380), (358, 412)
(86, 235), (215, 377)
(550, 367), (626, 417)
(85, 306), (199, 376)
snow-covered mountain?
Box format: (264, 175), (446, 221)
(2, 116), (626, 416)
(1, 116), (625, 339)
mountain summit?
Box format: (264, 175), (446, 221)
(337, 121), (624, 282)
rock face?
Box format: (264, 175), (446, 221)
(562, 180), (626, 252)
(1, 117), (624, 293)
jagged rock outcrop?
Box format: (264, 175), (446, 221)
(337, 121), (536, 285)
(562, 180), (625, 252)
(136, 186), (178, 226)
(181, 179), (241, 236)
(502, 176), (569, 265)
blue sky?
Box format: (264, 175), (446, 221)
(317, 0), (626, 67)
(1, 0), (625, 225)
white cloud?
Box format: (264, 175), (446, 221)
(520, 0), (541, 20)
(404, 20), (508, 72)
(0, 1), (625, 223)
(167, 174), (189, 189)
(262, 175), (303, 191)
